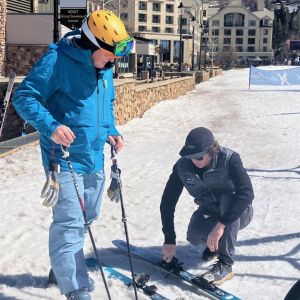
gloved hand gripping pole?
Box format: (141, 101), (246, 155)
(110, 144), (139, 300)
(61, 146), (112, 300)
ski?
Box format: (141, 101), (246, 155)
(112, 240), (241, 300)
(85, 258), (169, 300)
(0, 71), (16, 139)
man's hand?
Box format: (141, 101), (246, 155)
(162, 244), (176, 263)
(108, 135), (124, 153)
(207, 222), (225, 252)
(51, 125), (75, 147)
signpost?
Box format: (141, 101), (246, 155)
(60, 0), (87, 30)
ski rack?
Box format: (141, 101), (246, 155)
(0, 71), (16, 139)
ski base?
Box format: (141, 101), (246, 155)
(112, 240), (241, 300)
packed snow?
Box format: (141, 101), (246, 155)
(0, 67), (299, 300)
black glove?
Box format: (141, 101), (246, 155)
(107, 166), (121, 203)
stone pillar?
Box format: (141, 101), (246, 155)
(0, 0), (7, 76)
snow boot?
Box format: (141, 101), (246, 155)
(66, 288), (91, 300)
(48, 269), (95, 292)
(201, 260), (234, 285)
(202, 247), (219, 261)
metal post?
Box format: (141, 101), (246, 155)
(204, 29), (207, 69)
(53, 0), (59, 43)
(199, 26), (202, 69)
(178, 1), (184, 72)
(191, 16), (196, 71)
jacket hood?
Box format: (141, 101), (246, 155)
(50, 29), (93, 65)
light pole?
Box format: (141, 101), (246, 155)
(178, 1), (184, 72)
(191, 15), (196, 71)
(198, 24), (203, 69)
(53, 0), (59, 43)
(204, 28), (208, 69)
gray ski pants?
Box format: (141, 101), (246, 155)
(187, 195), (253, 265)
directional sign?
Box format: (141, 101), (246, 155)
(60, 8), (87, 29)
(60, 0), (87, 30)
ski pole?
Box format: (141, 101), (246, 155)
(61, 146), (112, 300)
(110, 143), (139, 300)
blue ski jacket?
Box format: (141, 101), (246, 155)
(13, 31), (119, 173)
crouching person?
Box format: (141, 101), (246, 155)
(160, 127), (254, 284)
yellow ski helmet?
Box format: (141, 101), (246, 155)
(81, 10), (134, 57)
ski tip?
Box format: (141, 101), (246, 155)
(112, 239), (126, 247)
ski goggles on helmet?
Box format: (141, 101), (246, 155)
(114, 37), (134, 57)
(81, 19), (134, 57)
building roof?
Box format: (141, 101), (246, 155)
(252, 8), (274, 20)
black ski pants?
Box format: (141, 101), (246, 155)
(186, 194), (253, 265)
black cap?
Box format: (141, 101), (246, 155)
(179, 127), (214, 159)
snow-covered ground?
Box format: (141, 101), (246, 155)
(1, 67), (299, 300)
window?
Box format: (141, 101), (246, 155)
(152, 15), (160, 23)
(224, 29), (231, 35)
(224, 13), (233, 26)
(139, 14), (147, 22)
(249, 20), (256, 26)
(166, 16), (173, 24)
(165, 27), (174, 33)
(161, 40), (171, 62)
(263, 37), (268, 44)
(152, 27), (160, 32)
(236, 46), (243, 52)
(122, 13), (128, 21)
(182, 28), (187, 34)
(236, 29), (243, 36)
(166, 4), (174, 13)
(224, 38), (231, 44)
(138, 26), (147, 32)
(263, 46), (268, 52)
(139, 2), (147, 10)
(248, 38), (255, 44)
(223, 46), (231, 52)
(212, 29), (219, 36)
(153, 3), (161, 12)
(182, 18), (187, 25)
(173, 40), (181, 63)
(248, 29), (256, 36)
(263, 18), (270, 26)
(236, 38), (243, 44)
(224, 13), (244, 27)
(247, 46), (255, 52)
(212, 20), (219, 27)
(263, 29), (268, 35)
(203, 10), (207, 17)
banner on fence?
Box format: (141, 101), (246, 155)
(249, 66), (300, 86)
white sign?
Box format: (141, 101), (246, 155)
(60, 0), (86, 8)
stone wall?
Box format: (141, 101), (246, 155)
(0, 0), (6, 76)
(6, 45), (48, 76)
(114, 76), (195, 124)
(0, 76), (195, 141)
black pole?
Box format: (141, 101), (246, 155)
(204, 29), (207, 69)
(191, 23), (195, 71)
(53, 0), (59, 43)
(110, 144), (139, 300)
(199, 26), (202, 70)
(179, 15), (183, 72)
(61, 146), (112, 300)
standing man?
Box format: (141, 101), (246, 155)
(13, 11), (133, 300)
(160, 127), (254, 285)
